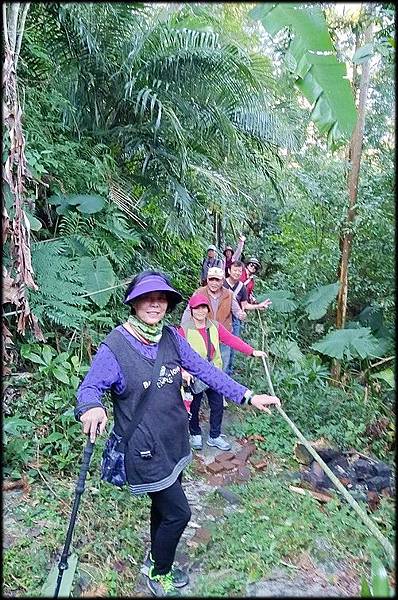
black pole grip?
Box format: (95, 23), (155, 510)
(76, 438), (94, 494)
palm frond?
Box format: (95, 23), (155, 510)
(108, 178), (147, 228)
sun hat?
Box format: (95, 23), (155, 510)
(207, 267), (224, 280)
(223, 245), (233, 255)
(247, 257), (261, 269)
(189, 293), (211, 309)
(124, 274), (183, 305)
(207, 244), (217, 251)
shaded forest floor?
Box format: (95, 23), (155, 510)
(3, 402), (394, 597)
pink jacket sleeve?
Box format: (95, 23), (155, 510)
(217, 322), (253, 355)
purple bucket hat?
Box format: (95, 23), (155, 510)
(124, 274), (183, 305)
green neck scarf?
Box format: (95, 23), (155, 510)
(128, 314), (163, 343)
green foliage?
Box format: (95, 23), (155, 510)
(269, 338), (304, 364)
(3, 5), (394, 595)
(195, 476), (394, 593)
(302, 281), (339, 320)
(258, 289), (298, 313)
(59, 207), (142, 274)
(369, 369), (394, 390)
(25, 210), (43, 231)
(22, 2), (294, 241)
(3, 473), (149, 596)
(29, 241), (89, 328)
(311, 327), (386, 361)
(233, 316), (394, 461)
(353, 43), (375, 65)
(48, 193), (106, 215)
(250, 3), (357, 148)
(360, 555), (394, 597)
(20, 343), (87, 388)
(4, 347), (89, 478)
(3, 417), (36, 479)
(79, 256), (115, 308)
(2, 355), (86, 476)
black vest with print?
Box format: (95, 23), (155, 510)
(102, 326), (190, 487)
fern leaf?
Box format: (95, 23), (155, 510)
(29, 242), (89, 328)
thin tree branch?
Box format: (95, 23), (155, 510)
(3, 3), (9, 47)
(7, 2), (20, 54)
(14, 2), (30, 70)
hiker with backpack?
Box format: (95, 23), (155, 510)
(180, 266), (245, 374)
(178, 293), (267, 451)
(200, 244), (224, 286)
(75, 270), (281, 597)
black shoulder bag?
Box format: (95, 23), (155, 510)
(100, 328), (169, 487)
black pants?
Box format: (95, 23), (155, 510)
(189, 388), (224, 438)
(147, 473), (191, 575)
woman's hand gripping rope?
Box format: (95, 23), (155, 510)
(251, 394), (281, 414)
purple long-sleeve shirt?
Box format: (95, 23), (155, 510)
(75, 325), (249, 418)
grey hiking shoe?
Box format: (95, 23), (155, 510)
(190, 434), (203, 450)
(141, 552), (189, 588)
(146, 565), (181, 597)
(207, 435), (231, 451)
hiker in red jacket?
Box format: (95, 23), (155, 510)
(178, 293), (267, 451)
(240, 257), (262, 304)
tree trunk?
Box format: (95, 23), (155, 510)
(212, 210), (223, 249)
(331, 22), (373, 382)
(2, 3), (43, 373)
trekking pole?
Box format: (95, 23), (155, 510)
(259, 354), (394, 564)
(53, 438), (95, 598)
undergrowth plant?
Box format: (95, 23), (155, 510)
(192, 475), (394, 596)
(4, 343), (92, 478)
(232, 311), (395, 463)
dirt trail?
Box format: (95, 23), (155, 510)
(132, 406), (360, 597)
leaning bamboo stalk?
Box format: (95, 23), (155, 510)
(260, 354), (394, 563)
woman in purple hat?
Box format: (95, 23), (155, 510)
(75, 270), (281, 597)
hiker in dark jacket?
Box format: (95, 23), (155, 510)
(200, 244), (223, 285)
(75, 270), (281, 597)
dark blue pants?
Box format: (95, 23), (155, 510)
(188, 388), (224, 438)
(226, 315), (241, 375)
(148, 473), (191, 575)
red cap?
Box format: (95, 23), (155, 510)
(188, 293), (210, 309)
